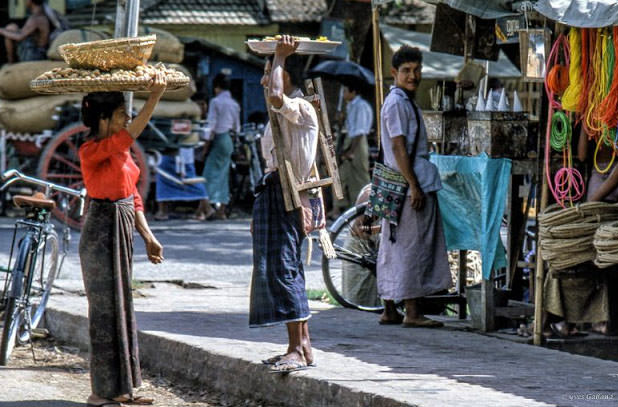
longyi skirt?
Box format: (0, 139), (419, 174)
(79, 196), (141, 399)
(249, 173), (311, 327)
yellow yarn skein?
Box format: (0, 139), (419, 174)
(562, 28), (582, 112)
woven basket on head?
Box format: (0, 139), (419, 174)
(59, 35), (156, 71)
(30, 75), (190, 94)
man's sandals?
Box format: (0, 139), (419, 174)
(268, 358), (308, 374)
(262, 354), (316, 367)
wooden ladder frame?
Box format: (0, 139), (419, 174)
(263, 77), (343, 211)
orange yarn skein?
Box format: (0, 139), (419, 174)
(547, 65), (569, 95)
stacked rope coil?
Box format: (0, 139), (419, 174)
(593, 221), (618, 268)
(539, 202), (618, 270)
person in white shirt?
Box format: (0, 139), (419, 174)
(196, 73), (241, 220)
(331, 83), (372, 217)
(249, 36), (319, 373)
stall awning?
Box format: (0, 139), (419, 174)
(534, 0), (618, 28)
(443, 0), (518, 19)
(381, 24), (521, 80)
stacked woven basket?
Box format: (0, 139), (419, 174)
(539, 202), (618, 270)
(30, 34), (190, 94)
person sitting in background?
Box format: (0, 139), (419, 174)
(0, 0), (50, 63)
(543, 127), (617, 337)
(195, 73), (240, 220)
(330, 83), (372, 219)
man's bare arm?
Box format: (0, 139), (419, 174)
(0, 17), (39, 41)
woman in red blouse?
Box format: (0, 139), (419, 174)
(79, 72), (166, 407)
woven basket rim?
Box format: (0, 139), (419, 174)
(59, 34), (157, 53)
(30, 76), (189, 94)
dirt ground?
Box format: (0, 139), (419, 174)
(3, 335), (280, 407)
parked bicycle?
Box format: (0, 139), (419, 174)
(320, 201), (383, 312)
(0, 169), (85, 365)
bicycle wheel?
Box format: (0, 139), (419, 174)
(17, 230), (58, 344)
(0, 234), (33, 365)
(322, 203), (383, 312)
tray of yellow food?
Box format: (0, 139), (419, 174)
(59, 35), (157, 71)
(30, 64), (190, 94)
(246, 36), (341, 55)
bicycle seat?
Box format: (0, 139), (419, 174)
(13, 192), (56, 210)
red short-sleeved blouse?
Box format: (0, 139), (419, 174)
(79, 129), (144, 211)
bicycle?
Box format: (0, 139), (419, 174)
(320, 200), (467, 316)
(0, 169), (85, 365)
(320, 201), (383, 312)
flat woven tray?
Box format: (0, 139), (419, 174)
(59, 35), (157, 70)
(246, 39), (341, 55)
(30, 76), (190, 94)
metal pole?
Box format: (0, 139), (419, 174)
(115, 0), (140, 114)
(114, 0), (127, 38)
(371, 5), (383, 151)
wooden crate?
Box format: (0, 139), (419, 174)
(467, 111), (528, 158)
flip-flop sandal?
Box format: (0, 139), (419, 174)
(402, 319), (444, 328)
(269, 359), (308, 374)
(113, 396), (154, 405)
(262, 354), (285, 365)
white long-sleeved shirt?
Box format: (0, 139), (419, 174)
(260, 88), (319, 183)
(345, 95), (373, 138)
(206, 90), (241, 139)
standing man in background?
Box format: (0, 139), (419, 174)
(331, 83), (372, 218)
(196, 73), (241, 220)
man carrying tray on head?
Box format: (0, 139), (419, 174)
(249, 35), (319, 373)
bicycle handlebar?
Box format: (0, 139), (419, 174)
(0, 169), (87, 217)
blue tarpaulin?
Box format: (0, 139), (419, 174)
(429, 153), (511, 280)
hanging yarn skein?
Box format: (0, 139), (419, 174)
(562, 28), (582, 112)
(585, 28), (606, 137)
(544, 32), (585, 207)
(544, 33), (569, 110)
(599, 26), (618, 131)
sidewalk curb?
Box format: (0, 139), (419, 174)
(44, 307), (414, 407)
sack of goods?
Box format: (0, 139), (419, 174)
(0, 60), (68, 100)
(539, 202), (618, 270)
(30, 34), (190, 94)
(47, 29), (110, 61)
(0, 95), (83, 133)
(593, 221), (618, 268)
(133, 98), (201, 120)
(138, 27), (184, 64)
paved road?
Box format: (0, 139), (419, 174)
(0, 216), (327, 289)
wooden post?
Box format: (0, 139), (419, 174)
(481, 273), (495, 332)
(533, 163), (549, 345)
(371, 5), (384, 151)
(263, 89), (298, 211)
(458, 250), (468, 319)
(305, 78), (343, 200)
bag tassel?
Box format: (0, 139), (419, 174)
(306, 236), (313, 266)
(319, 228), (337, 259)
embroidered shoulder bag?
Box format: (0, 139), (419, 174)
(365, 95), (421, 230)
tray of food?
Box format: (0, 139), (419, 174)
(30, 63), (190, 94)
(59, 34), (157, 71)
(246, 35), (341, 55)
